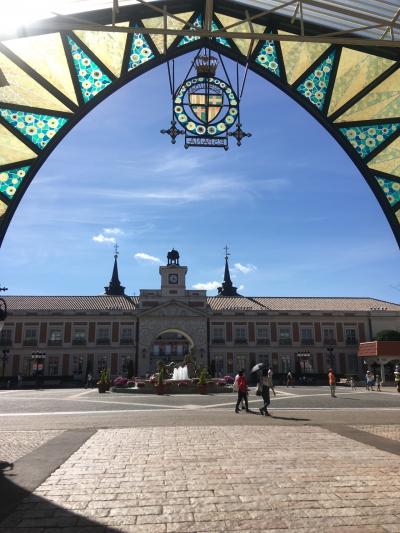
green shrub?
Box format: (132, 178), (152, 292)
(199, 368), (207, 385)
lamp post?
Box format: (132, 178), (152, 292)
(1, 349), (9, 377)
(327, 347), (335, 371)
(296, 351), (311, 376)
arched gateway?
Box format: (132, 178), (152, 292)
(0, 1), (400, 245)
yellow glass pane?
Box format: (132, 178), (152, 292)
(368, 136), (400, 178)
(0, 51), (71, 113)
(0, 199), (7, 218)
(4, 33), (78, 106)
(396, 209), (400, 223)
(143, 12), (193, 53)
(0, 124), (37, 166)
(278, 31), (329, 85)
(337, 68), (400, 122)
(74, 22), (129, 78)
(217, 13), (265, 56)
(329, 49), (393, 116)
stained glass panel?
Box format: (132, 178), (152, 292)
(340, 123), (400, 158)
(296, 50), (336, 111)
(368, 137), (400, 178)
(0, 125), (37, 166)
(178, 14), (202, 47)
(143, 12), (194, 53)
(0, 165), (30, 199)
(279, 31), (329, 85)
(0, 51), (71, 113)
(211, 20), (230, 48)
(337, 68), (400, 122)
(74, 22), (129, 78)
(328, 48), (394, 117)
(216, 13), (265, 57)
(376, 176), (400, 206)
(255, 40), (280, 77)
(128, 32), (155, 71)
(0, 109), (68, 149)
(4, 33), (78, 106)
(0, 199), (7, 218)
(66, 36), (112, 103)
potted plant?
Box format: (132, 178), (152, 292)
(198, 368), (208, 395)
(156, 367), (165, 395)
(97, 369), (109, 394)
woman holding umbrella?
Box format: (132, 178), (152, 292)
(258, 368), (271, 416)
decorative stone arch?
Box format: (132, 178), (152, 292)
(152, 328), (195, 351)
(0, 1), (400, 246)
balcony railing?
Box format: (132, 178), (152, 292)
(48, 339), (63, 346)
(279, 338), (292, 345)
(301, 338), (314, 345)
(120, 338), (134, 345)
(323, 339), (336, 345)
(212, 338), (225, 344)
(234, 338), (248, 345)
(256, 338), (270, 345)
(96, 338), (111, 345)
(72, 338), (87, 346)
(0, 339), (12, 346)
(23, 338), (38, 346)
(346, 338), (358, 345)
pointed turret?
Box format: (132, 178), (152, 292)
(217, 246), (240, 296)
(105, 244), (125, 296)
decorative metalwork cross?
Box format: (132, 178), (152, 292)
(228, 123), (252, 146)
(160, 120), (184, 144)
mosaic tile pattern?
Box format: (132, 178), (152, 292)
(297, 50), (336, 111)
(0, 165), (30, 199)
(67, 36), (112, 103)
(376, 176), (400, 206)
(255, 39), (280, 77)
(0, 109), (68, 149)
(212, 20), (231, 48)
(0, 198), (7, 218)
(340, 123), (400, 158)
(128, 32), (155, 71)
(178, 14), (202, 47)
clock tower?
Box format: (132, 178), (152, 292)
(159, 249), (188, 296)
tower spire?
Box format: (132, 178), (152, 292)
(217, 245), (240, 296)
(104, 243), (125, 296)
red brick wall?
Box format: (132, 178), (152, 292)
(336, 323), (344, 342)
(358, 323), (366, 342)
(339, 353), (346, 374)
(270, 323), (277, 342)
(64, 323), (71, 343)
(39, 323), (47, 344)
(62, 354), (70, 375)
(15, 323), (22, 343)
(111, 353), (118, 374)
(316, 352), (324, 373)
(112, 322), (119, 343)
(88, 322), (95, 343)
(292, 323), (299, 342)
(248, 323), (255, 342)
(315, 322), (321, 342)
(226, 323), (232, 342)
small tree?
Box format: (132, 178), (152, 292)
(199, 368), (207, 385)
(158, 367), (165, 386)
(374, 330), (400, 341)
(157, 359), (165, 371)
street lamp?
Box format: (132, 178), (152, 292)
(327, 347), (335, 371)
(296, 351), (311, 375)
(1, 349), (9, 376)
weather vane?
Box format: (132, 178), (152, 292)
(162, 49), (251, 150)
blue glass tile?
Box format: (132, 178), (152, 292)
(296, 50), (337, 111)
(128, 32), (155, 71)
(340, 123), (400, 158)
(0, 165), (30, 199)
(376, 176), (400, 206)
(255, 40), (280, 77)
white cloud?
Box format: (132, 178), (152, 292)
(134, 252), (161, 263)
(234, 263), (257, 274)
(92, 234), (116, 244)
(192, 281), (220, 291)
(104, 227), (124, 235)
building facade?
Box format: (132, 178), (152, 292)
(1, 250), (400, 381)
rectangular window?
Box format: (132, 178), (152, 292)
(345, 328), (357, 345)
(236, 354), (247, 372)
(234, 327), (247, 344)
(24, 328), (38, 346)
(120, 327), (134, 345)
(300, 327), (314, 345)
(212, 327), (225, 344)
(96, 354), (109, 376)
(72, 355), (83, 374)
(96, 326), (110, 345)
(72, 328), (86, 345)
(0, 328), (12, 346)
(323, 328), (336, 344)
(48, 328), (63, 346)
(23, 357), (32, 376)
(279, 327), (292, 345)
(48, 356), (59, 376)
(214, 355), (225, 377)
(256, 327), (269, 344)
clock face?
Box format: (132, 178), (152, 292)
(168, 273), (178, 284)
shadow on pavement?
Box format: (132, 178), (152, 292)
(269, 415), (310, 422)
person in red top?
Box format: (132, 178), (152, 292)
(328, 368), (336, 398)
(235, 370), (249, 413)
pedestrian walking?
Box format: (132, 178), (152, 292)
(366, 371), (374, 391)
(233, 369), (245, 410)
(286, 371), (293, 387)
(350, 376), (357, 391)
(86, 373), (93, 389)
(376, 374), (382, 392)
(395, 365), (400, 393)
(259, 368), (271, 416)
(267, 367), (276, 396)
(328, 368), (336, 397)
(234, 370), (249, 413)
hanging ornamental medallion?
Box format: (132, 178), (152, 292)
(162, 54), (251, 150)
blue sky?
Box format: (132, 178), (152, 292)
(1, 52), (400, 301)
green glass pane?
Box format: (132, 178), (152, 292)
(0, 109), (68, 149)
(67, 36), (112, 103)
(0, 165), (30, 199)
(255, 40), (280, 77)
(178, 14), (202, 47)
(376, 176), (400, 206)
(340, 123), (400, 158)
(296, 50), (336, 111)
(128, 32), (155, 71)
(212, 20), (230, 48)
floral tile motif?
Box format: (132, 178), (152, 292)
(128, 32), (155, 71)
(0, 109), (68, 149)
(376, 176), (400, 206)
(296, 50), (336, 111)
(212, 20), (231, 48)
(255, 40), (280, 77)
(67, 36), (112, 103)
(0, 165), (30, 199)
(178, 14), (202, 47)
(340, 123), (400, 159)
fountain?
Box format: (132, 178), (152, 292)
(172, 365), (189, 380)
